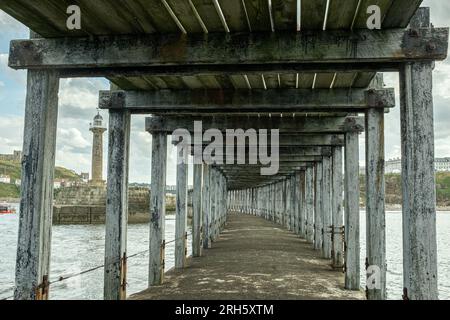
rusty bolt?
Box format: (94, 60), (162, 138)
(408, 29), (419, 37)
(426, 42), (436, 52)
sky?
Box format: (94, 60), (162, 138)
(0, 0), (449, 184)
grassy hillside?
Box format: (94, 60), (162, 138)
(360, 172), (450, 207)
(0, 160), (82, 198)
(0, 160), (82, 181)
(0, 183), (20, 198)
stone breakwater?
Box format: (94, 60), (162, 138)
(53, 186), (185, 225)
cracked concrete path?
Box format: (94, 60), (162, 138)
(131, 214), (364, 300)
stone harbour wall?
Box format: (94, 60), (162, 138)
(53, 185), (186, 225)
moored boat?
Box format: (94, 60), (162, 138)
(0, 203), (16, 215)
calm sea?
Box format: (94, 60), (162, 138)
(0, 203), (449, 300)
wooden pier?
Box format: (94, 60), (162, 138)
(132, 213), (363, 300)
(1, 1), (447, 301)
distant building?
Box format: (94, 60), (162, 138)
(0, 175), (11, 184)
(15, 179), (21, 187)
(435, 157), (450, 172)
(81, 172), (89, 183)
(0, 150), (22, 162)
(385, 157), (450, 173)
(54, 179), (74, 189)
(385, 158), (402, 174)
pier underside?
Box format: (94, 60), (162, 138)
(131, 214), (364, 300)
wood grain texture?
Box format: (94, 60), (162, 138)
(344, 132), (360, 290)
(400, 62), (438, 300)
(9, 29), (448, 70)
(202, 165), (211, 249)
(331, 146), (344, 269)
(104, 110), (130, 300)
(175, 150), (188, 269)
(365, 108), (386, 300)
(305, 166), (315, 243)
(193, 163), (203, 257)
(314, 162), (323, 251)
(149, 133), (167, 286)
(321, 156), (332, 259)
(14, 70), (59, 300)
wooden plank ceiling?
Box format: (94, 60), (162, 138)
(1, 0), (423, 91)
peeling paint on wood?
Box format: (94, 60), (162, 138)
(104, 109), (130, 300)
(149, 133), (167, 286)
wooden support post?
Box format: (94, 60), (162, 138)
(299, 171), (306, 238)
(211, 169), (216, 242)
(365, 108), (386, 299)
(344, 131), (361, 290)
(104, 109), (130, 300)
(291, 175), (297, 233)
(283, 179), (288, 228)
(14, 70), (59, 300)
(305, 166), (315, 243)
(211, 169), (218, 241)
(175, 146), (188, 269)
(322, 156), (332, 259)
(202, 164), (211, 249)
(193, 164), (203, 257)
(331, 147), (344, 269)
(400, 61), (438, 300)
(294, 172), (301, 235)
(149, 133), (167, 286)
(286, 178), (291, 230)
(314, 162), (323, 251)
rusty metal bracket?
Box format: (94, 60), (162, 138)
(120, 252), (127, 300)
(402, 288), (410, 300)
(35, 275), (49, 300)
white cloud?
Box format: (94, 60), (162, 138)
(0, 53), (27, 86)
(0, 116), (23, 153)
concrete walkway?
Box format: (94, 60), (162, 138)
(131, 214), (364, 300)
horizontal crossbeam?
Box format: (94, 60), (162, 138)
(9, 29), (448, 72)
(146, 116), (364, 134)
(99, 88), (394, 114)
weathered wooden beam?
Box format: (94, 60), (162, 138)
(99, 88), (395, 113)
(365, 108), (386, 300)
(400, 61), (438, 300)
(299, 171), (306, 238)
(294, 172), (301, 235)
(15, 70), (59, 300)
(331, 146), (344, 269)
(192, 163), (203, 257)
(321, 156), (332, 259)
(226, 146), (332, 157)
(58, 62), (400, 78)
(149, 133), (167, 286)
(9, 29), (448, 70)
(305, 166), (314, 243)
(202, 164), (211, 249)
(314, 162), (323, 251)
(344, 131), (361, 291)
(175, 147), (188, 269)
(104, 109), (130, 300)
(186, 136), (345, 147)
(146, 116), (364, 134)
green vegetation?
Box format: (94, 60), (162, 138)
(436, 172), (450, 207)
(0, 160), (82, 181)
(360, 172), (450, 207)
(0, 183), (20, 198)
(0, 160), (82, 198)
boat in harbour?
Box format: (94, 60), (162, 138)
(0, 203), (16, 215)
